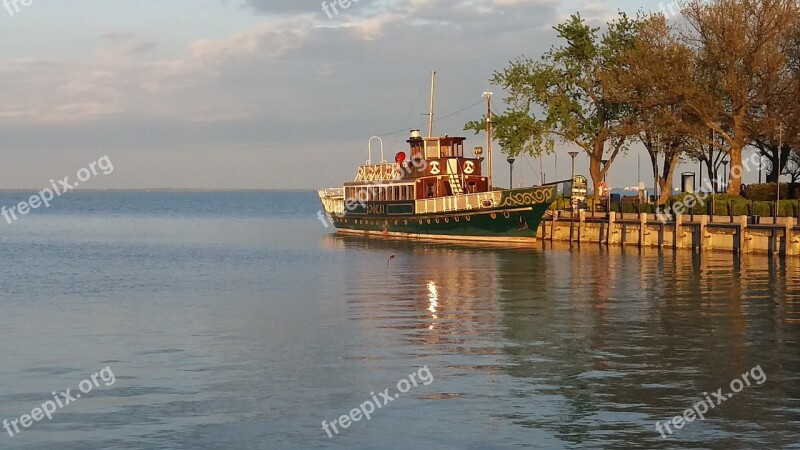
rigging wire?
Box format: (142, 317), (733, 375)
(375, 99), (484, 138)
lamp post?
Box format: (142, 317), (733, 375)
(507, 156), (516, 189)
(722, 159), (729, 193)
(776, 123), (783, 219)
(568, 151), (579, 181)
(602, 159), (609, 214)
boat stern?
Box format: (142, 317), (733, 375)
(318, 188), (345, 217)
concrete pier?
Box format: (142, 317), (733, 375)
(540, 212), (800, 256)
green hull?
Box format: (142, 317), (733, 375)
(324, 186), (557, 243)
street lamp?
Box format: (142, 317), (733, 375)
(568, 151), (579, 181)
(722, 159), (729, 193)
(776, 123), (784, 219)
(602, 159), (609, 214)
(507, 156), (516, 189)
(758, 152), (763, 184)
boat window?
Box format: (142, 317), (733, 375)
(426, 183), (435, 198)
(424, 140), (441, 159)
(441, 143), (452, 157)
(468, 182), (476, 194)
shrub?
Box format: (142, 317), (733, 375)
(742, 183), (800, 201)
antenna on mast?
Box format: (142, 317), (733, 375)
(427, 71), (436, 137)
(483, 91), (493, 190)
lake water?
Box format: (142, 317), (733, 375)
(0, 192), (797, 449)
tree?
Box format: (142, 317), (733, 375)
(751, 11), (800, 182)
(604, 14), (703, 203)
(783, 149), (800, 183)
(679, 0), (800, 194)
(466, 13), (644, 196)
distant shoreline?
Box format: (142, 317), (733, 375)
(0, 189), (316, 193)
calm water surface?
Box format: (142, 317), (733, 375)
(0, 192), (797, 449)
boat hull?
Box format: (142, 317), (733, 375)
(321, 186), (557, 244)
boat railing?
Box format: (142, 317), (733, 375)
(318, 188), (345, 215)
(415, 191), (502, 215)
(355, 163), (401, 182)
(319, 188), (345, 199)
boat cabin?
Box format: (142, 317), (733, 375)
(344, 129), (489, 203)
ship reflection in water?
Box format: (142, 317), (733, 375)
(321, 234), (800, 448)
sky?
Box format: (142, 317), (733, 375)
(0, 0), (762, 190)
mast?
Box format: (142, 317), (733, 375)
(483, 91), (493, 189)
(427, 71), (436, 138)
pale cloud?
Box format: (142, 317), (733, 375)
(0, 0), (647, 189)
(187, 17), (315, 65)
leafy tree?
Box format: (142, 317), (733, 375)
(466, 12), (645, 195)
(679, 0), (800, 194)
(604, 14), (703, 202)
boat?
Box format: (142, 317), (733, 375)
(317, 73), (557, 244)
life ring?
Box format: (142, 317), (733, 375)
(503, 212), (510, 219)
(444, 217), (449, 223)
(490, 213), (497, 219)
(435, 218), (440, 224)
(455, 217), (460, 223)
(463, 160), (475, 174)
(465, 216), (471, 222)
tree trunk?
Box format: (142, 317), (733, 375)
(658, 152), (680, 204)
(761, 144), (792, 183)
(589, 154), (603, 201)
(727, 146), (743, 195)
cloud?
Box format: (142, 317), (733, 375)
(188, 17), (315, 65)
(245, 0), (380, 15)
